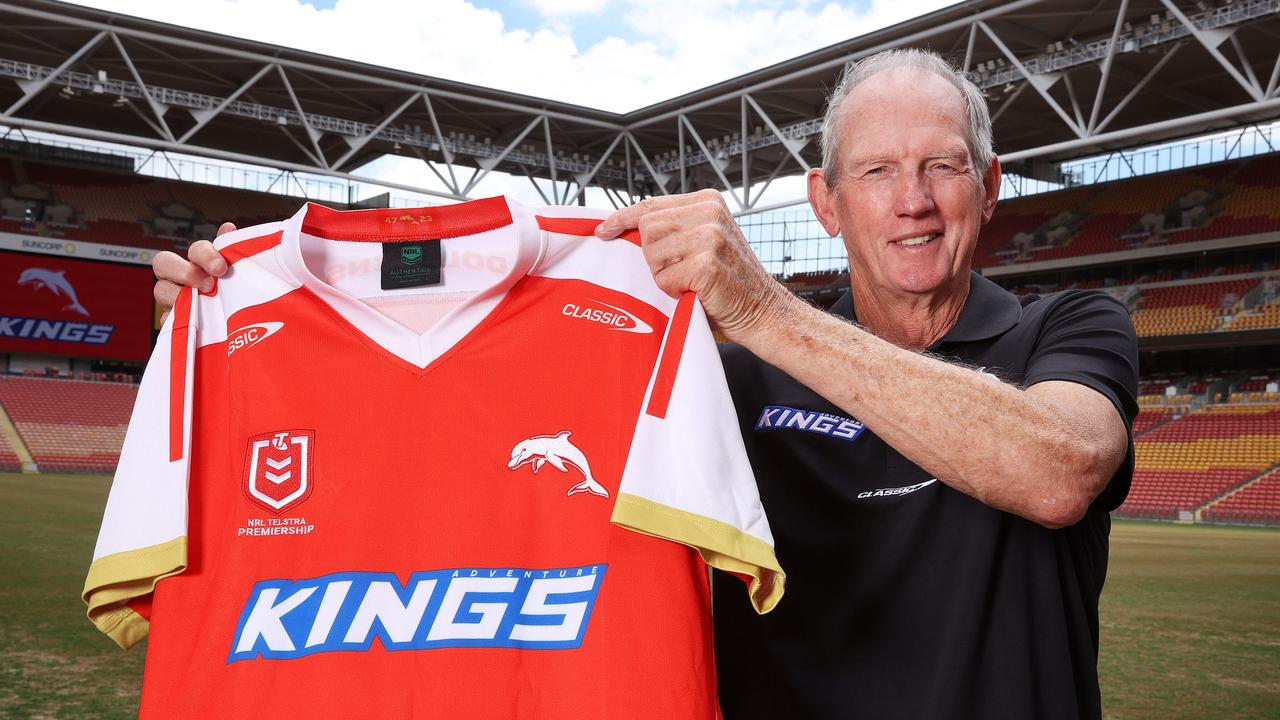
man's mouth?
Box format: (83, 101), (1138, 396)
(893, 232), (939, 247)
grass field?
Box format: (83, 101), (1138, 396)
(1, 472), (1277, 719)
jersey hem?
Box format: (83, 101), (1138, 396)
(83, 536), (188, 650)
(611, 493), (784, 614)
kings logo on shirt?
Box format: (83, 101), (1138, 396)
(244, 430), (314, 514)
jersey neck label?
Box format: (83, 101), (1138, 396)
(381, 240), (442, 289)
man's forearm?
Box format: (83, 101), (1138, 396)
(740, 297), (1125, 528)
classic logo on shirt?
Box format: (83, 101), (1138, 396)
(754, 405), (866, 442)
(561, 300), (653, 334)
(856, 479), (938, 500)
(244, 430), (314, 514)
(227, 322), (284, 356)
(508, 430), (609, 498)
(228, 564), (606, 662)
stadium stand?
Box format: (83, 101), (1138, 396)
(1117, 404), (1280, 521)
(1129, 277), (1259, 337)
(0, 427), (22, 472)
(973, 154), (1280, 269)
(1201, 466), (1280, 526)
(0, 155), (304, 251)
(0, 376), (137, 473)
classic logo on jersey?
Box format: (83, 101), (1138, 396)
(227, 322), (284, 356)
(228, 564), (607, 662)
(561, 300), (653, 334)
(856, 479), (938, 500)
(508, 431), (609, 498)
(754, 405), (866, 442)
(244, 430), (314, 514)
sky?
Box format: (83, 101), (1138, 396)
(59, 0), (961, 207)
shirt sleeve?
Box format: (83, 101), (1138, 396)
(82, 287), (198, 650)
(610, 293), (785, 614)
(1023, 290), (1139, 511)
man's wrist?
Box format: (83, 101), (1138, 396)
(733, 282), (812, 352)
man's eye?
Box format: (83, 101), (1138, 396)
(864, 167), (886, 176)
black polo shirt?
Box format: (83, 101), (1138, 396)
(713, 272), (1138, 720)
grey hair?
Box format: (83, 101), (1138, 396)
(820, 48), (993, 188)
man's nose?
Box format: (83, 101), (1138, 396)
(893, 172), (935, 217)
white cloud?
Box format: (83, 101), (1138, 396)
(527, 0), (610, 17)
(68, 0), (959, 112)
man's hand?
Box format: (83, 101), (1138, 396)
(595, 189), (799, 344)
(152, 222), (236, 313)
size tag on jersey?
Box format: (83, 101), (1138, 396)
(381, 241), (442, 289)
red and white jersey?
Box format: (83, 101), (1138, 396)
(84, 197), (783, 719)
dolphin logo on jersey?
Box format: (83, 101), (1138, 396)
(18, 268), (89, 316)
(508, 431), (609, 498)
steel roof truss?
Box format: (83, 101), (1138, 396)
(277, 124), (325, 169)
(1160, 0), (1263, 102)
(519, 166), (552, 205)
(542, 114), (559, 201)
(743, 94), (811, 175)
(4, 29), (105, 118)
(406, 142), (464, 199)
(1268, 50), (1280, 98)
(979, 20), (1085, 138)
(110, 32), (174, 141)
(333, 91), (419, 169)
(178, 62), (273, 143)
(1087, 0), (1131, 135)
(463, 114), (544, 195)
(991, 82), (1029, 125)
(1094, 42), (1183, 136)
(678, 114), (743, 210)
(275, 65), (328, 169)
(624, 132), (669, 195)
(570, 132), (624, 204)
(420, 92), (461, 195)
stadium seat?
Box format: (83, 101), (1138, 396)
(0, 376), (137, 473)
(1116, 404), (1280, 521)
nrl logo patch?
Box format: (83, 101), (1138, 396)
(244, 430), (315, 514)
(400, 246), (423, 265)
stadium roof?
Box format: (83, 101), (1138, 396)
(1, 0), (1278, 210)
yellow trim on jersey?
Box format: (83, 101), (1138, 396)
(611, 493), (785, 614)
(82, 537), (188, 650)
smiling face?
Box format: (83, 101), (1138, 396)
(809, 66), (1000, 309)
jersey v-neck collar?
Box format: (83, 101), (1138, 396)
(275, 197), (545, 370)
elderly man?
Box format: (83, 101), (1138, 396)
(153, 49), (1136, 720)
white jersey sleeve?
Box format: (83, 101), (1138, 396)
(611, 293), (784, 614)
(82, 287), (197, 649)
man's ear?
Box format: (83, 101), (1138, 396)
(980, 156), (1002, 224)
(808, 168), (841, 237)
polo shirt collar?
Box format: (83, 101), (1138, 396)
(828, 271), (1022, 346)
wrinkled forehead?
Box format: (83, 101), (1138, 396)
(839, 67), (970, 149)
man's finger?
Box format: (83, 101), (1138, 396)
(153, 280), (181, 313)
(188, 240), (228, 277)
(595, 188), (724, 238)
(216, 221), (238, 237)
(153, 251), (213, 292)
